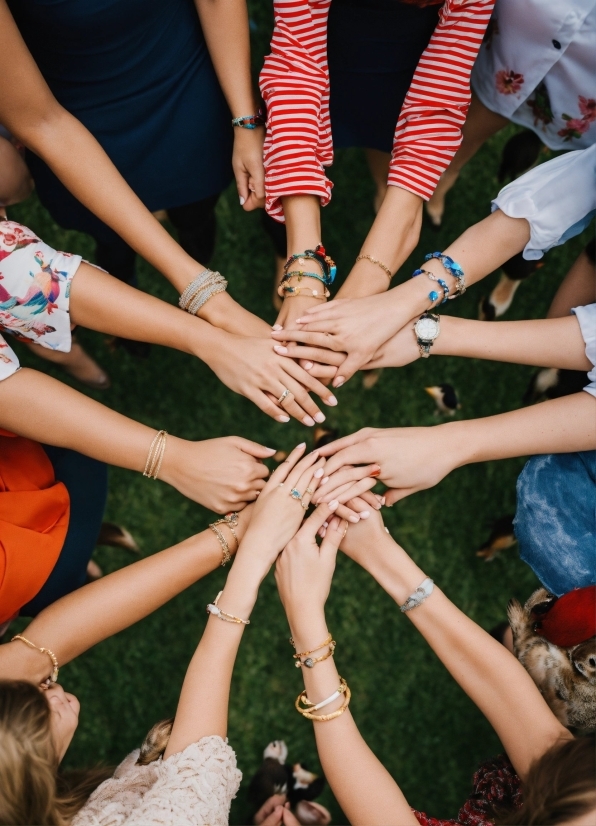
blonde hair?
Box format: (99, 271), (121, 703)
(0, 680), (111, 826)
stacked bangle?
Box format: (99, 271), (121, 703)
(424, 252), (466, 297)
(11, 635), (59, 683)
(209, 513), (239, 566)
(356, 254), (393, 280)
(179, 270), (228, 315)
(279, 283), (330, 299)
(283, 244), (336, 286)
(207, 591), (250, 625)
(295, 678), (351, 721)
(282, 270), (330, 288)
(290, 633), (336, 669)
(143, 430), (168, 480)
(412, 268), (449, 304)
(231, 109), (266, 129)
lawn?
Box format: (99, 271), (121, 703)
(7, 10), (591, 820)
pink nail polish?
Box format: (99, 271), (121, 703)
(334, 377), (345, 388)
(329, 500), (339, 510)
(314, 412), (326, 423)
(272, 324), (283, 332)
(302, 416), (315, 426)
(314, 467), (324, 478)
(276, 415), (290, 423)
(239, 196), (245, 206)
(360, 510), (370, 519)
(321, 476), (329, 485)
(326, 395), (338, 406)
(304, 361), (313, 369)
(349, 515), (360, 523)
(274, 345), (288, 354)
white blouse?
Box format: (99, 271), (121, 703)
(573, 304), (596, 398)
(0, 221), (80, 381)
(72, 735), (242, 826)
(491, 143), (596, 260)
(472, 0), (596, 150)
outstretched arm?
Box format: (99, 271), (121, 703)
(314, 393), (596, 505)
(338, 513), (571, 781)
(0, 506), (253, 685)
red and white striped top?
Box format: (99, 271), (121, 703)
(259, 0), (495, 221)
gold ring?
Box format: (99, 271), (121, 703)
(342, 525), (348, 539)
(301, 500), (309, 510)
(278, 389), (291, 405)
(304, 487), (314, 496)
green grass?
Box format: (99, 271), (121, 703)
(8, 85), (591, 823)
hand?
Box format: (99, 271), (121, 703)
(159, 436), (274, 513)
(254, 795), (287, 826)
(273, 341), (345, 383)
(271, 279), (427, 388)
(364, 321), (420, 370)
(233, 128), (265, 211)
(233, 443), (326, 581)
(332, 505), (389, 571)
(202, 332), (338, 425)
(275, 502), (346, 630)
(312, 463), (383, 512)
(316, 426), (458, 505)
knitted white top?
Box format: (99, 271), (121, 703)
(72, 735), (241, 826)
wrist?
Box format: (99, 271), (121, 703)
(156, 434), (185, 489)
(287, 614), (329, 653)
(364, 538), (427, 606)
(220, 562), (260, 616)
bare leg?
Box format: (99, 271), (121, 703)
(21, 336), (111, 390)
(426, 93), (509, 226)
(365, 148), (390, 214)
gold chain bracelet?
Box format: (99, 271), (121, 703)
(11, 635), (59, 683)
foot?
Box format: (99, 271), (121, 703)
(25, 338), (111, 389)
(273, 254), (285, 312)
(488, 273), (522, 318)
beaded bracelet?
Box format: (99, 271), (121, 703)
(11, 635), (59, 683)
(282, 269), (330, 288)
(179, 270), (228, 315)
(295, 640), (336, 669)
(207, 591), (250, 625)
(209, 513), (239, 566)
(231, 109), (266, 129)
(356, 254), (393, 280)
(411, 269), (442, 309)
(424, 252), (466, 297)
(399, 577), (434, 613)
(412, 268), (449, 304)
(143, 430), (168, 480)
(284, 245), (336, 286)
(290, 632), (333, 657)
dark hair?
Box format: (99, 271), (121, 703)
(0, 680), (112, 826)
(498, 736), (596, 825)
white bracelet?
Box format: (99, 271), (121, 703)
(304, 680), (347, 712)
(206, 591), (250, 625)
(399, 577), (434, 613)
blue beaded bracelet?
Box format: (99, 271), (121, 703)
(283, 269), (329, 288)
(424, 252), (466, 296)
(412, 268), (449, 304)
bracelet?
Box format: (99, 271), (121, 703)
(179, 270), (228, 315)
(295, 640), (336, 669)
(231, 109), (266, 129)
(284, 245), (336, 285)
(207, 591), (250, 625)
(11, 635), (59, 683)
(296, 681), (351, 721)
(296, 677), (348, 714)
(143, 430), (168, 480)
(209, 513), (239, 566)
(290, 632), (332, 657)
(412, 268), (449, 304)
(356, 254), (393, 280)
(399, 577), (434, 613)
(424, 252), (466, 297)
(282, 270), (330, 288)
(279, 283), (330, 300)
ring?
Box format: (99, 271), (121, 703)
(290, 488), (302, 500)
(278, 388), (291, 405)
(304, 487), (314, 496)
(342, 525), (348, 539)
(278, 483), (285, 487)
(301, 501), (310, 510)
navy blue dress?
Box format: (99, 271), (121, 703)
(9, 0), (233, 240)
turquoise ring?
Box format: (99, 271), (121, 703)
(290, 488), (302, 500)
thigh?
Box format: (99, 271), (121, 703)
(21, 448), (108, 616)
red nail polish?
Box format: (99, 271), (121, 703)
(371, 468), (381, 477)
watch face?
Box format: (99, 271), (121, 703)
(415, 317), (439, 340)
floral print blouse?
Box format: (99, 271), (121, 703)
(472, 0), (596, 150)
(0, 221), (81, 381)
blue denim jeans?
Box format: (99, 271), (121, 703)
(514, 451), (596, 596)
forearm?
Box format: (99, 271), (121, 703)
(448, 393), (596, 467)
(337, 187), (422, 299)
(289, 612), (416, 826)
(434, 315), (591, 370)
(1, 529), (236, 684)
(164, 554), (259, 756)
(364, 535), (570, 778)
(0, 368), (168, 470)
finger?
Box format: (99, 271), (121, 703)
(344, 495), (376, 514)
(254, 389), (290, 423)
(273, 344), (346, 367)
(296, 460), (325, 510)
(313, 464), (380, 502)
(385, 486), (418, 506)
(315, 429), (371, 458)
(277, 385), (317, 426)
(305, 363), (337, 381)
(320, 516), (347, 558)
(251, 170), (266, 201)
(235, 169), (250, 207)
(264, 392), (291, 423)
(295, 300), (346, 322)
(318, 445), (373, 476)
(284, 359), (339, 407)
(358, 489), (383, 510)
(328, 477), (376, 509)
(334, 504), (361, 523)
(233, 437), (277, 459)
(268, 442), (307, 486)
(260, 806), (285, 826)
(285, 449), (321, 491)
(331, 353), (363, 388)
(272, 329), (343, 350)
(295, 500), (338, 539)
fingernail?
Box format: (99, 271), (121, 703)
(323, 521), (328, 528)
(319, 527), (327, 537)
(374, 501), (382, 510)
(314, 412), (326, 423)
(273, 345), (288, 354)
(371, 468), (381, 477)
(239, 196), (245, 206)
(272, 324), (283, 332)
(326, 395), (338, 406)
(333, 377), (345, 388)
(297, 442), (306, 448)
(304, 361), (313, 369)
(321, 476), (329, 485)
(314, 467), (324, 478)
(380, 496), (386, 505)
(265, 447), (277, 454)
(349, 515), (360, 523)
(359, 510), (371, 519)
(295, 318), (303, 323)
(329, 500), (339, 510)
(302, 415), (315, 426)
(277, 415), (290, 422)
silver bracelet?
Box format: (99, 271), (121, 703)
(399, 577), (434, 613)
(180, 270), (228, 315)
(179, 269), (212, 309)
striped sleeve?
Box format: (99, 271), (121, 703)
(260, 0), (333, 223)
(389, 0), (495, 200)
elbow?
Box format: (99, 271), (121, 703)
(10, 103), (71, 158)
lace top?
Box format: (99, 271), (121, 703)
(72, 735), (242, 826)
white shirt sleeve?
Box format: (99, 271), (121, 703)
(0, 334), (20, 381)
(572, 303), (596, 397)
(491, 144), (596, 260)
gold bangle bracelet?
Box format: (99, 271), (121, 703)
(209, 523), (231, 566)
(11, 635), (59, 683)
(296, 685), (351, 721)
(143, 430), (168, 480)
(295, 641), (336, 668)
(290, 633), (333, 659)
(356, 254), (393, 280)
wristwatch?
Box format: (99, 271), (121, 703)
(414, 312), (440, 358)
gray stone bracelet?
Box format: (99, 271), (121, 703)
(399, 577), (434, 613)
